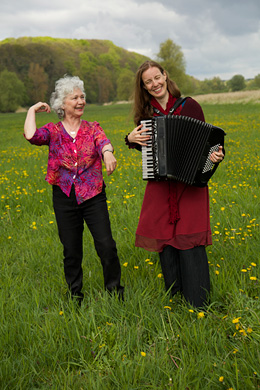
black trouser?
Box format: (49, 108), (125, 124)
(159, 245), (210, 308)
(53, 185), (122, 297)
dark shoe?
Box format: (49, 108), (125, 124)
(71, 291), (84, 306)
(106, 285), (124, 301)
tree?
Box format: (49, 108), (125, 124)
(116, 69), (135, 101)
(228, 74), (246, 92)
(96, 66), (114, 103)
(156, 39), (186, 87)
(207, 77), (226, 92)
(0, 70), (26, 112)
(79, 52), (99, 103)
(27, 63), (48, 102)
(181, 75), (202, 95)
(252, 74), (260, 89)
(198, 77), (227, 94)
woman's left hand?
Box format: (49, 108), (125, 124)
(103, 152), (117, 176)
(210, 145), (224, 163)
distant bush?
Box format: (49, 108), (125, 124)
(0, 69), (26, 112)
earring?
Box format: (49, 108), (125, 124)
(57, 108), (65, 119)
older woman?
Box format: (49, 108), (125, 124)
(24, 75), (123, 303)
(125, 61), (224, 308)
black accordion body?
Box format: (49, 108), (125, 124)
(141, 115), (226, 187)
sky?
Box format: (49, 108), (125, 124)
(1, 0), (260, 80)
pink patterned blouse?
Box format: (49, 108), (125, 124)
(27, 120), (111, 204)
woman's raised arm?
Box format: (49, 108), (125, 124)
(24, 102), (51, 140)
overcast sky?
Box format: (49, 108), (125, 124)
(1, 0), (259, 80)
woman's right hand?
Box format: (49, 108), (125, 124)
(127, 124), (150, 146)
(30, 102), (51, 114)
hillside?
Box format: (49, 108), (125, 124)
(0, 37), (149, 105)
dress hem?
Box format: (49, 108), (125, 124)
(135, 231), (212, 253)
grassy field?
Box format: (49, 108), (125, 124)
(0, 101), (259, 389)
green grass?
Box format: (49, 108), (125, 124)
(0, 102), (259, 389)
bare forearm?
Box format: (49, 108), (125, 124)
(24, 107), (37, 139)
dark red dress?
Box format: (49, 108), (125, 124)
(135, 96), (212, 252)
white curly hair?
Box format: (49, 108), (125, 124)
(50, 75), (86, 119)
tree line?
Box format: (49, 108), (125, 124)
(0, 37), (148, 112)
(0, 37), (260, 112)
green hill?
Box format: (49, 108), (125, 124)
(0, 37), (149, 105)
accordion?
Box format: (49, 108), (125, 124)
(141, 115), (226, 187)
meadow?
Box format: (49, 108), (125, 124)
(0, 101), (259, 389)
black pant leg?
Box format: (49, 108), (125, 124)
(80, 187), (123, 293)
(179, 246), (210, 308)
(159, 245), (182, 296)
(53, 185), (84, 296)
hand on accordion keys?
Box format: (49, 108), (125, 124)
(209, 145), (224, 163)
(127, 124), (151, 146)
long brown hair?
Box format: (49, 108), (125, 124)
(133, 60), (181, 125)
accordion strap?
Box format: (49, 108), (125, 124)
(153, 96), (188, 116)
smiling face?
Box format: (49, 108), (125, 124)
(142, 66), (168, 101)
(63, 88), (86, 118)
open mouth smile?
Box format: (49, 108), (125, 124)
(153, 86), (163, 93)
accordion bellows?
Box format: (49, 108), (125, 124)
(141, 115), (226, 187)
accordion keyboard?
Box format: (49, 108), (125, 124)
(140, 119), (154, 179)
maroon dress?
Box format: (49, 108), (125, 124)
(135, 95), (212, 252)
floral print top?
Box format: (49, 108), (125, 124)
(27, 120), (111, 204)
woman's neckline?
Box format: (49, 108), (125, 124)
(61, 119), (82, 138)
